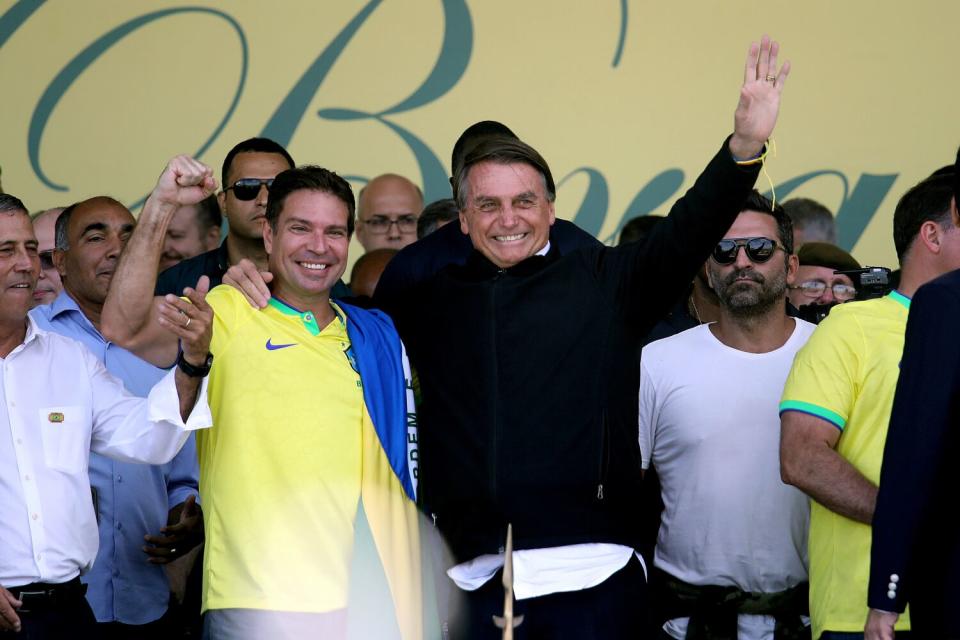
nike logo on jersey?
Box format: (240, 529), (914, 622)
(266, 339), (298, 351)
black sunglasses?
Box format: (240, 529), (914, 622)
(711, 237), (783, 265)
(225, 178), (273, 201)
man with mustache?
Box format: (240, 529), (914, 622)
(639, 191), (815, 638)
(0, 193), (212, 639)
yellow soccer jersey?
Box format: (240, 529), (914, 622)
(200, 286), (365, 614)
(780, 291), (912, 638)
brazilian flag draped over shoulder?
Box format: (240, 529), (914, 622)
(343, 304), (442, 639)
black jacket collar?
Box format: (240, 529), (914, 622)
(459, 243), (561, 281)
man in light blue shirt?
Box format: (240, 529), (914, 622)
(30, 196), (201, 638)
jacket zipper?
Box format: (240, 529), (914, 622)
(597, 411), (610, 500)
(489, 269), (505, 505)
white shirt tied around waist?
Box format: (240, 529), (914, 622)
(0, 317), (212, 588)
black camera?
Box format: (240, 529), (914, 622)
(839, 266), (893, 301)
(795, 266), (893, 324)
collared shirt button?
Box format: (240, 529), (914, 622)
(16, 438), (22, 445)
(116, 474), (122, 483)
(23, 474), (29, 481)
(31, 513), (38, 520)
(887, 590), (897, 599)
(36, 554), (41, 561)
(888, 582), (897, 591)
(116, 522), (122, 530)
(890, 574), (900, 583)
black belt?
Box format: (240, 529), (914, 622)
(654, 569), (809, 640)
(8, 577), (87, 612)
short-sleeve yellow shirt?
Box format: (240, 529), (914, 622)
(201, 286), (365, 614)
(780, 291), (912, 638)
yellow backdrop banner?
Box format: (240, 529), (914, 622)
(3, 0), (958, 268)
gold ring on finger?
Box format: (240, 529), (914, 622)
(765, 75), (776, 83)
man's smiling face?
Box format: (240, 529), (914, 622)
(459, 161), (555, 268)
(264, 189), (351, 307)
(0, 211), (39, 326)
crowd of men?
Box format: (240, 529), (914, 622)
(2, 33), (959, 640)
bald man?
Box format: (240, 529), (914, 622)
(34, 196), (202, 635)
(31, 207), (65, 307)
(355, 174), (423, 252)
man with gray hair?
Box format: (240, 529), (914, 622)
(0, 192), (212, 638)
(783, 197), (837, 248)
(220, 36), (791, 638)
(417, 198), (459, 239)
(376, 37), (790, 639)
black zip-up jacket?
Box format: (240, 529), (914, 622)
(381, 138), (761, 562)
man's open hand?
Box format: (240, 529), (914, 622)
(729, 35), (791, 160)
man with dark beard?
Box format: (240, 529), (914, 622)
(639, 191), (815, 639)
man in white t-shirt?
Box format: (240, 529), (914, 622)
(640, 191), (813, 639)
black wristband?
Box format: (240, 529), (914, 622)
(176, 351), (213, 377)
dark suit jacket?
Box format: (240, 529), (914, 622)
(869, 268), (960, 636)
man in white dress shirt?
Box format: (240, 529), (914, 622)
(0, 194), (214, 638)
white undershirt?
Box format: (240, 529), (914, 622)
(639, 322), (813, 639)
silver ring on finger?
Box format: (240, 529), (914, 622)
(184, 317), (191, 328)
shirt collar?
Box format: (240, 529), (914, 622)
(1, 316), (48, 360)
(535, 241), (551, 257)
(24, 314), (44, 345)
(48, 289), (83, 319)
(888, 289), (911, 310)
(49, 290), (101, 334)
(267, 296), (345, 337)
